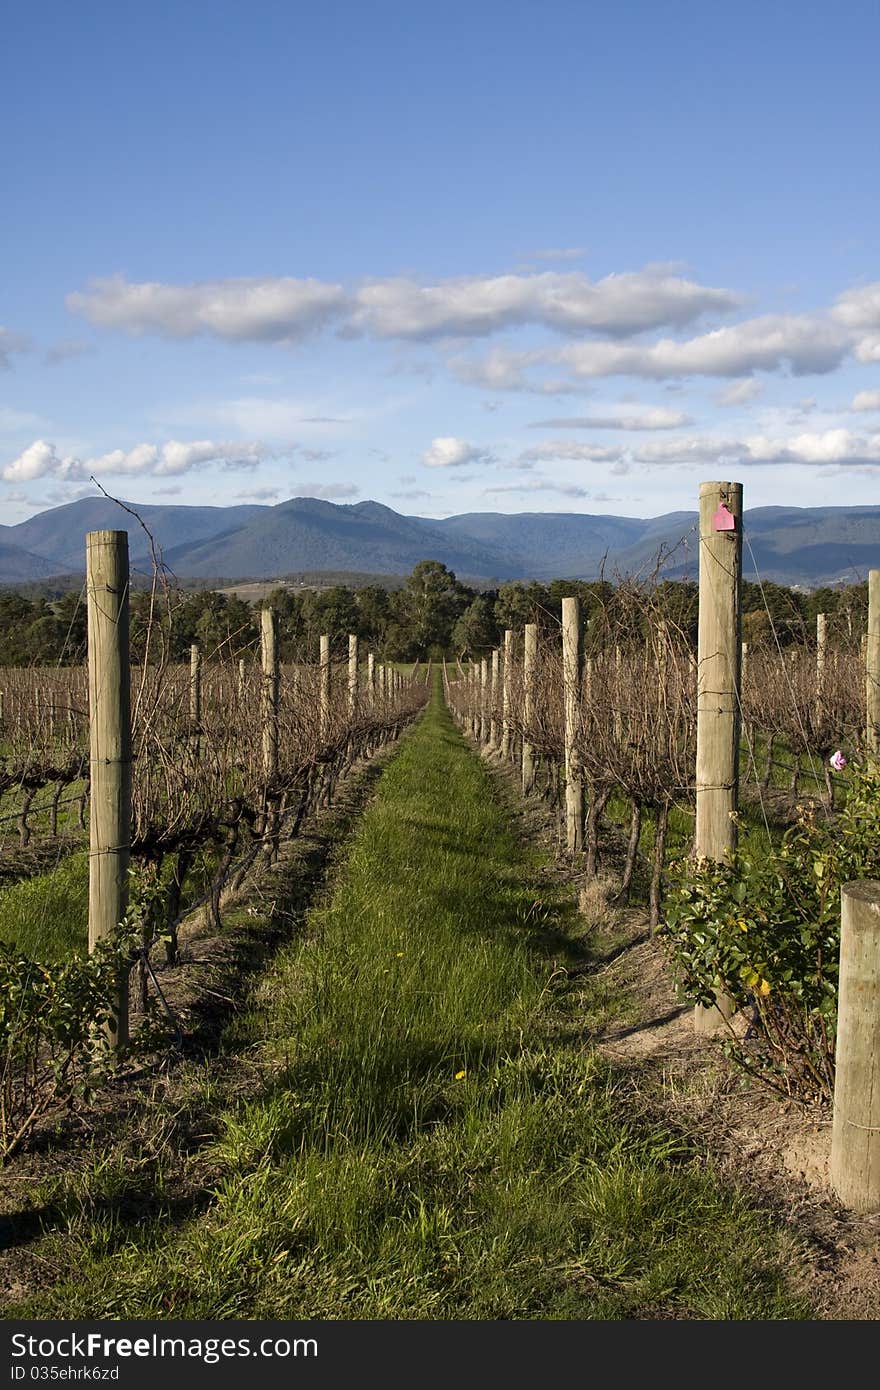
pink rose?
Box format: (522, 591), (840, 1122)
(829, 750), (847, 772)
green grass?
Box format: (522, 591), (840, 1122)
(6, 676), (814, 1320)
(0, 850), (88, 958)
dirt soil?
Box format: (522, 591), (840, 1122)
(1, 738), (878, 1321)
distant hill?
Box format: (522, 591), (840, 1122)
(3, 494), (880, 589)
(0, 537), (65, 582)
(6, 498), (266, 575)
(161, 497), (516, 582)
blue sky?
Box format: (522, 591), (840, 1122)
(3, 0), (880, 525)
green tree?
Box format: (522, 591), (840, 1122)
(0, 593), (41, 664)
(169, 591), (258, 660)
(354, 585), (392, 651)
(389, 561), (471, 659)
(494, 581), (552, 631)
(451, 594), (498, 658)
(300, 586), (359, 657)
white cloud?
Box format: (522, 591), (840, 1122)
(627, 428), (880, 469)
(455, 313), (851, 389)
(528, 407), (692, 430)
(484, 478), (591, 497)
(450, 347), (552, 393)
(854, 335), (880, 363)
(852, 390), (880, 411)
(68, 266), (741, 347)
(421, 437), (494, 468)
(353, 266), (742, 340)
(832, 282), (880, 330)
(632, 436), (744, 465)
(2, 439), (77, 482)
(558, 314), (850, 379)
(744, 428), (880, 465)
(89, 443), (160, 474)
(716, 379), (764, 406)
(514, 440), (625, 467)
(2, 437), (267, 484)
(68, 274), (348, 343)
(155, 440), (262, 475)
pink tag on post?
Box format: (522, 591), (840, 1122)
(712, 502), (735, 531)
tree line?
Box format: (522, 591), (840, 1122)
(0, 559), (868, 668)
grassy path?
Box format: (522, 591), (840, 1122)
(6, 677), (813, 1319)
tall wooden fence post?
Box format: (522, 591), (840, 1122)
(468, 663), (477, 737)
(479, 656), (488, 745)
(319, 634), (331, 741)
(830, 881), (880, 1211)
(522, 623), (537, 795)
(189, 643), (201, 728)
(501, 628), (513, 759)
(562, 596), (584, 853)
(367, 651), (376, 706)
(816, 612), (827, 722)
(489, 648), (500, 749)
(867, 571), (880, 754)
(86, 530), (131, 1052)
(348, 633), (359, 715)
(694, 480), (743, 1035)
(260, 607), (279, 858)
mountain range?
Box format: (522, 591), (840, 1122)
(1, 494), (879, 589)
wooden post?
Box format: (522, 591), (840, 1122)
(562, 596), (584, 853)
(694, 481), (743, 1035)
(189, 643), (201, 728)
(830, 881), (880, 1211)
(238, 656), (246, 697)
(86, 530), (131, 1051)
(867, 572), (880, 754)
(261, 609), (279, 784)
(367, 651), (376, 705)
(501, 629), (513, 758)
(816, 612), (826, 720)
(489, 648), (500, 748)
(348, 633), (359, 715)
(522, 623), (537, 795)
(261, 607), (279, 858)
(479, 656), (489, 744)
(319, 635), (331, 740)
